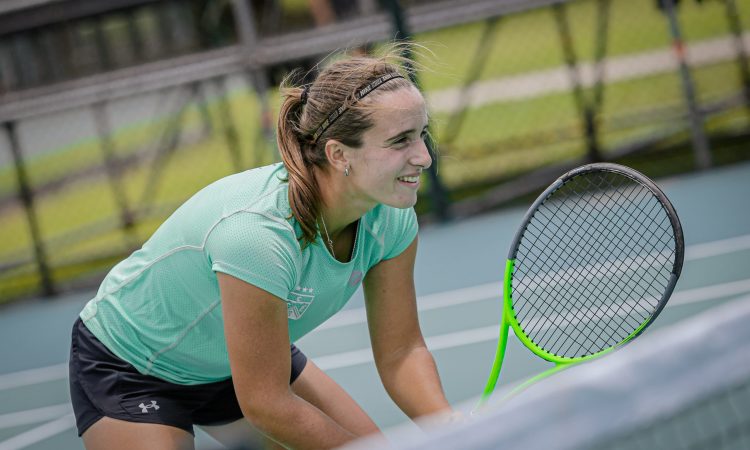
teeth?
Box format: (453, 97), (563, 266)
(398, 176), (419, 183)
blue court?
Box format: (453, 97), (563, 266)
(1, 161), (749, 450)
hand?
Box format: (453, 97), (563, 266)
(442, 410), (466, 424)
(420, 409), (467, 429)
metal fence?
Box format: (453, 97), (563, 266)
(0, 0), (748, 302)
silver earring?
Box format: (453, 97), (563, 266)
(344, 165), (350, 177)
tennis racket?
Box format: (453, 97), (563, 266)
(478, 162), (684, 406)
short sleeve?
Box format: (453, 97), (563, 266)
(205, 211), (300, 300)
(381, 207), (418, 260)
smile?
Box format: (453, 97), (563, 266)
(397, 175), (420, 183)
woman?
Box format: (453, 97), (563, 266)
(69, 47), (453, 450)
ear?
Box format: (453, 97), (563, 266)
(324, 139), (350, 175)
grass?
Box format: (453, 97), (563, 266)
(431, 60), (747, 185)
(1, 0), (749, 302)
(416, 0), (746, 91)
(1, 0), (744, 194)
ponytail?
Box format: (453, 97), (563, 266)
(277, 86), (323, 248)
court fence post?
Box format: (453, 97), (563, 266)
(723, 0), (750, 112)
(4, 121), (56, 297)
(660, 0), (712, 170)
(212, 76), (245, 171)
(552, 1), (611, 164)
(91, 101), (139, 251)
(231, 0), (278, 167)
(439, 16), (501, 149)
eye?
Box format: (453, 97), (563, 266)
(391, 136), (409, 148)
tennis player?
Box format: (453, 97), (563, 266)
(68, 47), (454, 450)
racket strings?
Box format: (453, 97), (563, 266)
(511, 171), (678, 358)
(517, 183), (661, 348)
(517, 232), (634, 354)
(564, 183), (673, 325)
(516, 176), (676, 356)
(518, 241), (642, 357)
(516, 233), (630, 354)
(525, 179), (672, 355)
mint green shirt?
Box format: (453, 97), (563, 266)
(80, 163), (417, 384)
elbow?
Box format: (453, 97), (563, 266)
(236, 388), (294, 430)
(377, 340), (428, 366)
(239, 402), (265, 425)
(376, 344), (430, 382)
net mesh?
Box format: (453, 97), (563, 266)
(512, 170), (678, 358)
(588, 377), (750, 450)
(344, 296), (750, 450)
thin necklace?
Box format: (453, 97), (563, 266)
(320, 215), (336, 259)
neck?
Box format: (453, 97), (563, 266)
(314, 166), (371, 236)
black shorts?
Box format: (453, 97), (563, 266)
(68, 318), (307, 436)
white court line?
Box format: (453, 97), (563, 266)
(670, 278), (750, 306)
(319, 233), (750, 330)
(3, 278), (748, 389)
(316, 289), (750, 371)
(315, 326), (501, 371)
(0, 404), (71, 430)
(4, 284), (745, 450)
(317, 282), (500, 330)
(3, 277), (744, 383)
(0, 414), (75, 450)
(684, 234), (750, 261)
(0, 364), (67, 392)
(1, 233), (749, 390)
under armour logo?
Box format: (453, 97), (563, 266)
(138, 400), (160, 413)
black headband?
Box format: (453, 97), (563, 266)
(311, 73), (405, 143)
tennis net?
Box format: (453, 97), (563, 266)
(344, 295), (750, 450)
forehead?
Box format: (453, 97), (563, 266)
(366, 86), (427, 132)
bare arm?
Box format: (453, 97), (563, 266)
(218, 273), (358, 449)
(363, 237), (452, 419)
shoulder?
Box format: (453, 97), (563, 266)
(209, 163), (290, 208)
(209, 164), (294, 229)
(204, 164), (300, 259)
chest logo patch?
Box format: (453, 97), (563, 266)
(287, 286), (315, 320)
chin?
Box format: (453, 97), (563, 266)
(385, 196), (418, 209)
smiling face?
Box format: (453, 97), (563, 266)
(338, 85), (432, 211)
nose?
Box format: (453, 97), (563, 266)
(412, 138), (433, 170)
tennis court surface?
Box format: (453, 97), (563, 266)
(1, 161), (749, 450)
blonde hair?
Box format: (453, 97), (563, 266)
(277, 46), (418, 247)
